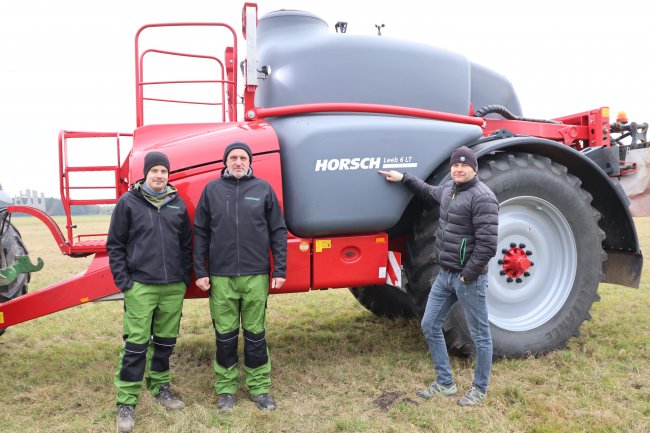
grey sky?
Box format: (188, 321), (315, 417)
(2, 0), (648, 198)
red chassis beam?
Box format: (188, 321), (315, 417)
(483, 107), (611, 148)
(5, 205), (107, 256)
(0, 254), (118, 328)
(5, 205), (69, 254)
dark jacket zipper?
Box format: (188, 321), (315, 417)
(437, 184), (457, 263)
(158, 207), (168, 281)
(236, 180), (240, 276)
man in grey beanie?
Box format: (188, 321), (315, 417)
(379, 145), (498, 407)
(107, 150), (192, 432)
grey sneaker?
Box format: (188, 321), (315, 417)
(156, 383), (185, 410)
(416, 381), (458, 399)
(217, 393), (236, 411)
(250, 393), (276, 411)
(116, 404), (135, 433)
(457, 386), (486, 406)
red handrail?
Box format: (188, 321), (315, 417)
(134, 23), (238, 127)
(58, 130), (132, 249)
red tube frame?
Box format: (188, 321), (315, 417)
(252, 103), (486, 127)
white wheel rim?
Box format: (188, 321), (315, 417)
(487, 196), (577, 331)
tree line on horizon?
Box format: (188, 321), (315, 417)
(0, 197), (114, 216)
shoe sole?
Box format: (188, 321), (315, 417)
(417, 393), (457, 399)
(416, 390), (457, 399)
(252, 401), (276, 411)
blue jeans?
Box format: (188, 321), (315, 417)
(420, 270), (492, 393)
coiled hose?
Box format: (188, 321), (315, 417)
(474, 104), (559, 124)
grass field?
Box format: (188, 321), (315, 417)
(0, 215), (649, 433)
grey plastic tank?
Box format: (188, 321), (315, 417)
(255, 9), (518, 237)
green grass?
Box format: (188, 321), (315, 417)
(0, 216), (649, 432)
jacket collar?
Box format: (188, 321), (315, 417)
(132, 181), (178, 208)
(454, 176), (479, 191)
(221, 166), (255, 180)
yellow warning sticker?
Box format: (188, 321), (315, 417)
(80, 297), (90, 303)
(601, 107), (610, 118)
(315, 239), (331, 253)
(376, 237), (386, 243)
(0, 312), (4, 324)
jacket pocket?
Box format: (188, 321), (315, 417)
(459, 237), (467, 266)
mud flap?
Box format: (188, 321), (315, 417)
(619, 147), (650, 216)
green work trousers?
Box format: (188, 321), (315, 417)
(210, 274), (271, 396)
(114, 281), (186, 406)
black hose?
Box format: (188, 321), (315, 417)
(474, 104), (560, 124)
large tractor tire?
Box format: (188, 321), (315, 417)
(0, 221), (31, 336)
(349, 282), (414, 319)
(405, 152), (604, 358)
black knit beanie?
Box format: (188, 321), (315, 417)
(143, 151), (170, 177)
(449, 146), (477, 171)
(223, 142), (253, 164)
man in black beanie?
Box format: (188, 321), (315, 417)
(194, 141), (287, 412)
(107, 150), (192, 432)
(379, 145), (498, 407)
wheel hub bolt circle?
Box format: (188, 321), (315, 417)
(500, 244), (533, 279)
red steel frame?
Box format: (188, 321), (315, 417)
(59, 130), (133, 254)
(483, 107), (611, 149)
(134, 22), (239, 127)
(0, 3), (616, 331)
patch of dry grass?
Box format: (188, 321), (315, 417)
(0, 216), (649, 432)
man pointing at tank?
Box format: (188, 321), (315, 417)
(379, 146), (498, 406)
(194, 142), (287, 411)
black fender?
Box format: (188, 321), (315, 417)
(467, 136), (642, 288)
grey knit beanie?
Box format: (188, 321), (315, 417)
(449, 146), (477, 171)
(143, 151), (170, 177)
(223, 142), (253, 164)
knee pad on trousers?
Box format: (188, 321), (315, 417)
(216, 328), (239, 368)
(151, 335), (177, 372)
(120, 341), (150, 382)
(243, 329), (268, 369)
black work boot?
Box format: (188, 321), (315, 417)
(217, 393), (236, 411)
(155, 383), (185, 410)
(250, 393), (276, 411)
(116, 404), (135, 433)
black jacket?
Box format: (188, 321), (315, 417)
(193, 171), (287, 278)
(106, 185), (193, 292)
(403, 173), (499, 282)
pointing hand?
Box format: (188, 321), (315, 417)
(378, 170), (404, 182)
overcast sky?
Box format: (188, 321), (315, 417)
(2, 0), (649, 198)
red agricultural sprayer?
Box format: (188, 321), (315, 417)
(1, 3), (646, 357)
